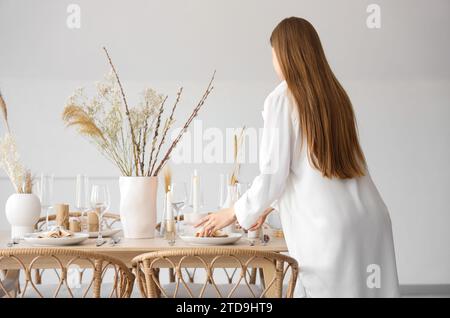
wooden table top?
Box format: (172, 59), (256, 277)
(0, 231), (288, 253)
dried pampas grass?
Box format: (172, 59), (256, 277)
(23, 170), (34, 194)
(62, 105), (105, 140)
(0, 91), (10, 133)
(164, 165), (172, 193)
(0, 90), (33, 194)
(230, 126), (246, 185)
(63, 47), (215, 177)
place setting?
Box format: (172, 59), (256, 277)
(159, 161), (278, 248)
(18, 175), (122, 248)
(23, 228), (89, 247)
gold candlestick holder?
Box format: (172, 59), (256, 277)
(164, 219), (176, 246)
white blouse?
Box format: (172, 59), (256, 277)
(234, 81), (400, 297)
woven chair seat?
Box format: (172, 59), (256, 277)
(132, 248), (298, 298)
(0, 248), (134, 298)
(18, 282), (141, 298)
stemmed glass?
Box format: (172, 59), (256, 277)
(75, 174), (89, 231)
(171, 182), (188, 232)
(90, 184), (110, 245)
(37, 173), (54, 231)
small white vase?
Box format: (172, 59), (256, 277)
(222, 184), (238, 209)
(5, 193), (41, 238)
(222, 184), (238, 233)
(119, 176), (157, 239)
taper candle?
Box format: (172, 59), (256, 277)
(166, 186), (173, 220)
(192, 170), (199, 213)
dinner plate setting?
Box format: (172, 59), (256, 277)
(23, 232), (89, 246)
(179, 233), (242, 246)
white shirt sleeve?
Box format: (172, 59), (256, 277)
(234, 90), (294, 229)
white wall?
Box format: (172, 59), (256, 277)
(0, 0), (449, 285)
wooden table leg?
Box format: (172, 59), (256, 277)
(0, 269), (20, 298)
(260, 261), (278, 298)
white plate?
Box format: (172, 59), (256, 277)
(179, 233), (242, 246)
(23, 233), (89, 246)
(87, 228), (121, 238)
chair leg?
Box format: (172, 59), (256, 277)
(168, 268), (175, 283)
(258, 268), (265, 289)
(274, 260), (284, 298)
(2, 270), (21, 298)
(249, 268), (257, 285)
(93, 260), (103, 298)
(34, 269), (42, 285)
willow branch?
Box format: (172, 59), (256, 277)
(153, 71), (215, 176)
(149, 87), (183, 176)
(102, 46), (140, 175)
(147, 96), (167, 176)
(140, 116), (149, 176)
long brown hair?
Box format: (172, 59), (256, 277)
(270, 17), (366, 179)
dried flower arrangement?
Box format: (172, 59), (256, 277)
(62, 47), (215, 177)
(0, 92), (34, 193)
(230, 126), (246, 185)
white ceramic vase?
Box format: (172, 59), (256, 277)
(221, 184), (239, 233)
(119, 176), (158, 239)
(5, 193), (41, 238)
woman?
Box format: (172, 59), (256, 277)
(196, 17), (400, 298)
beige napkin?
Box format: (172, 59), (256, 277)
(195, 229), (228, 238)
(38, 228), (73, 238)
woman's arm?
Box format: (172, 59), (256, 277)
(233, 90), (293, 229)
(247, 207), (274, 231)
(195, 89), (294, 236)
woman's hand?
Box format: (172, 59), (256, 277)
(247, 207), (274, 232)
(194, 207), (237, 237)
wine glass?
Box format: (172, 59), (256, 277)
(171, 182), (188, 232)
(75, 174), (89, 231)
(90, 184), (110, 245)
(37, 173), (54, 231)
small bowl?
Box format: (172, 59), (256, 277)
(247, 228), (262, 240)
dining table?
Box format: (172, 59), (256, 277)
(0, 230), (288, 297)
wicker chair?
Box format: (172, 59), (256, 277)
(0, 269), (20, 298)
(33, 212), (121, 285)
(132, 248), (298, 298)
(0, 248), (134, 298)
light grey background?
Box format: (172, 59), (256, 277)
(0, 0), (449, 286)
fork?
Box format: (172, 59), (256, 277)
(6, 238), (19, 248)
(96, 238), (106, 247)
(110, 236), (121, 246)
